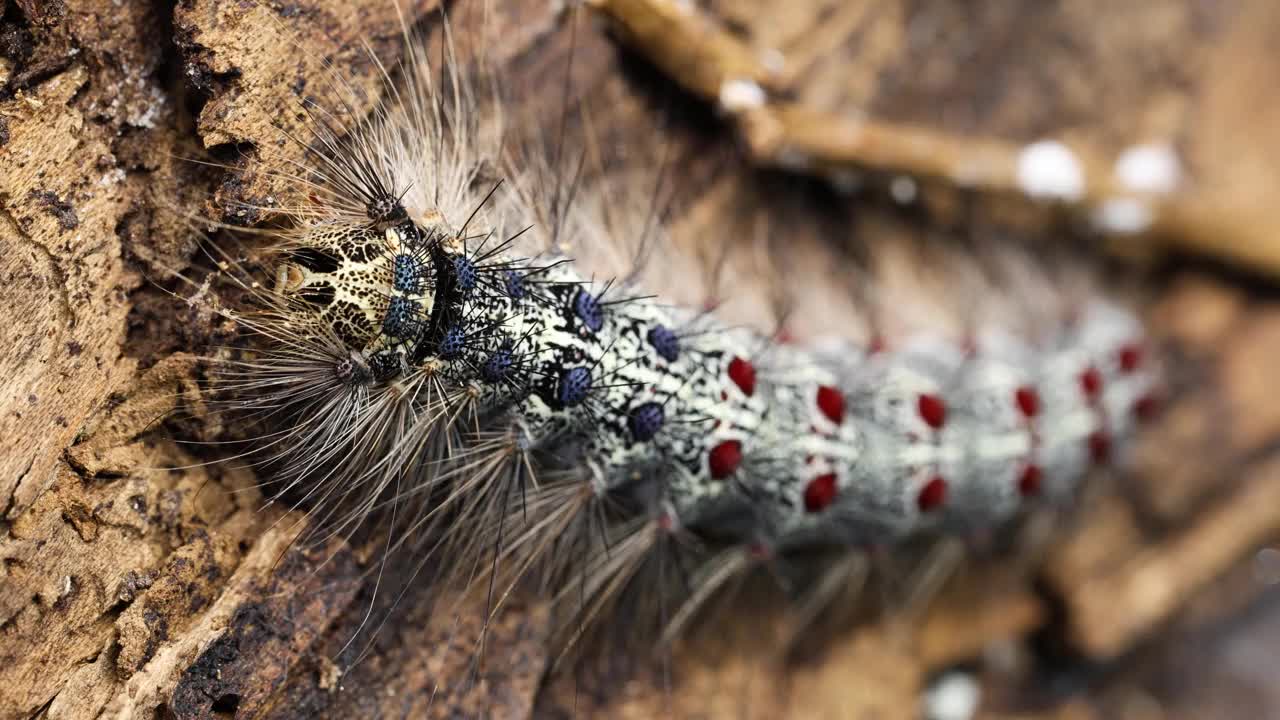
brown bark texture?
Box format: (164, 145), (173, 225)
(4, 1), (1280, 718)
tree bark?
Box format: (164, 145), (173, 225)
(4, 1), (1280, 718)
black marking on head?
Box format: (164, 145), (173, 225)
(330, 300), (375, 349)
(647, 325), (680, 362)
(344, 237), (382, 264)
(288, 247), (340, 274)
(297, 282), (335, 307)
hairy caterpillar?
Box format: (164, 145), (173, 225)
(187, 1), (1164, 706)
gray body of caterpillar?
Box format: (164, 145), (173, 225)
(277, 212), (1159, 553)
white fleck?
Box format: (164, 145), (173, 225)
(829, 169), (863, 195)
(1016, 140), (1085, 202)
(760, 48), (786, 75)
(982, 639), (1021, 674)
(317, 655), (343, 691)
(1254, 547), (1280, 585)
(1115, 143), (1181, 195)
(952, 160), (987, 188)
(97, 168), (126, 187)
(718, 79), (766, 112)
(777, 147), (811, 171)
(923, 672), (981, 720)
(1091, 197), (1153, 235)
(890, 175), (918, 204)
(125, 84), (166, 129)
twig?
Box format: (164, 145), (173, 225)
(589, 0), (1280, 280)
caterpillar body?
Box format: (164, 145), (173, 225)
(200, 2), (1161, 687)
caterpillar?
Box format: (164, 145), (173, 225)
(189, 0), (1163, 708)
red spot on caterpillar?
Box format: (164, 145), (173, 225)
(1088, 431), (1111, 463)
(1015, 386), (1040, 418)
(869, 334), (887, 354)
(1119, 343), (1143, 373)
(1017, 464), (1043, 497)
(917, 475), (948, 511)
(1134, 393), (1160, 422)
(728, 357), (756, 397)
(804, 473), (838, 512)
(918, 394), (947, 429)
(816, 385), (845, 424)
(657, 513), (674, 532)
(748, 543), (772, 560)
(1116, 343), (1146, 371)
(709, 440), (743, 478)
(1080, 366), (1103, 400)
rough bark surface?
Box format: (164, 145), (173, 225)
(3, 1), (1280, 719)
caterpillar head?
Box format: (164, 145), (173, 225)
(271, 207), (470, 381)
